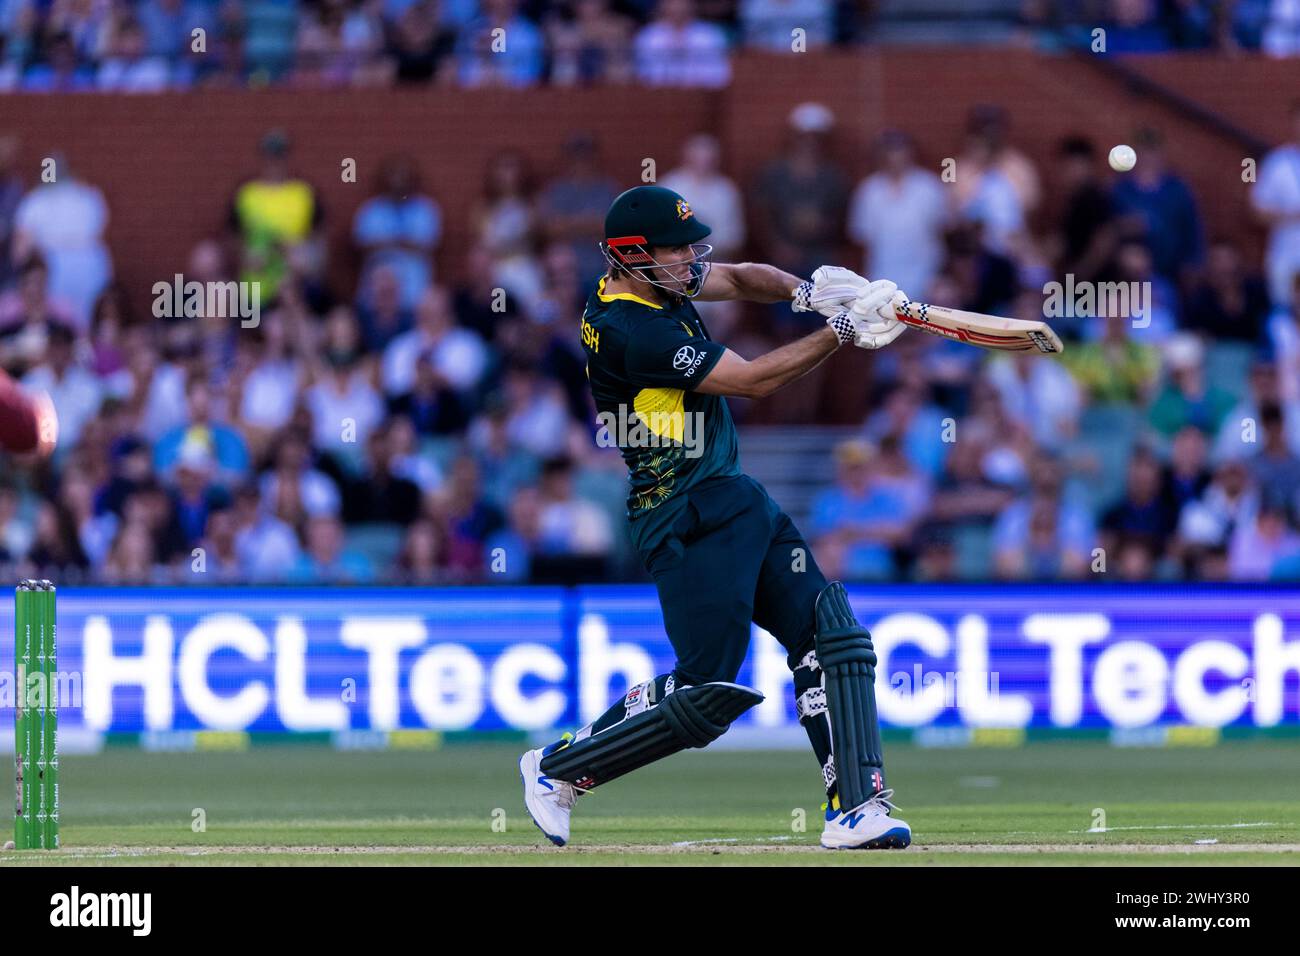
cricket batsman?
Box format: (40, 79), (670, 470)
(519, 185), (910, 850)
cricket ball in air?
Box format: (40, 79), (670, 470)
(1109, 144), (1137, 172)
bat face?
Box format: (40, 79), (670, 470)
(892, 297), (1064, 354)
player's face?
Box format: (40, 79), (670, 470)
(648, 245), (697, 289)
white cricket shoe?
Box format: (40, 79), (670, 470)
(519, 740), (588, 846)
(820, 789), (912, 849)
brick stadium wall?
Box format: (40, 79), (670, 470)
(1, 88), (713, 313)
(1, 50), (1293, 315)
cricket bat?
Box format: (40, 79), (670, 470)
(891, 294), (1064, 354)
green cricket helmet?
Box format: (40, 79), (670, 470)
(600, 185), (713, 298)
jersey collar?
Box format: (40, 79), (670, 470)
(597, 276), (663, 310)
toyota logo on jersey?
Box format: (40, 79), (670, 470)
(673, 346), (698, 370)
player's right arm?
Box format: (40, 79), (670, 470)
(696, 278), (905, 400)
(695, 329), (841, 400)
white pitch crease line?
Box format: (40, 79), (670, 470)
(1075, 822), (1277, 834)
(671, 835), (794, 847)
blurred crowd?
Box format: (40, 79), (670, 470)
(2, 91), (1300, 585)
(0, 0), (1299, 94)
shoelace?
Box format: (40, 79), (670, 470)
(863, 788), (899, 815)
(823, 788), (901, 818)
(555, 780), (591, 810)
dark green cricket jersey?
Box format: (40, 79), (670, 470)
(580, 276), (741, 555)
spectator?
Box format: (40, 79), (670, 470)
(232, 484), (302, 581)
(353, 154), (442, 311)
(849, 130), (948, 301)
(387, 0), (457, 85)
(1099, 446), (1177, 559)
(1060, 312), (1164, 405)
(232, 312), (303, 457)
(810, 439), (925, 580)
(26, 500), (88, 573)
(453, 244), (522, 344)
(429, 455), (505, 578)
(751, 103), (849, 300)
(634, 0), (730, 88)
(1085, 238), (1179, 344)
(983, 294), (1083, 451)
(992, 452), (1095, 579)
(228, 129), (325, 302)
(385, 413), (443, 492)
(290, 513), (375, 582)
(1148, 333), (1238, 439)
(740, 0), (833, 50)
(0, 134), (24, 288)
(1251, 99), (1300, 307)
(152, 374), (251, 487)
(1262, 0), (1300, 56)
(1228, 500), (1300, 579)
(389, 353), (472, 435)
(483, 485), (542, 582)
(342, 421), (423, 523)
(951, 105), (1038, 254)
(1183, 240), (1271, 342)
(0, 258), (79, 374)
(942, 222), (1019, 317)
(306, 305), (386, 459)
(168, 440), (232, 547)
(182, 505), (243, 582)
(498, 362), (571, 458)
(397, 517), (447, 582)
(138, 0), (217, 62)
(1164, 424), (1212, 513)
(1267, 272), (1300, 403)
(382, 285), (488, 400)
(21, 32), (96, 92)
(356, 267), (414, 352)
(473, 149), (543, 303)
(259, 431), (343, 523)
(1214, 357), (1300, 460)
(1176, 456), (1259, 555)
(659, 134), (746, 263)
(1105, 0), (1175, 52)
(294, 0), (386, 87)
(455, 0), (544, 87)
(862, 381), (950, 481)
(927, 433), (1017, 535)
(535, 455), (615, 558)
(96, 16), (171, 91)
(1110, 127), (1204, 287)
(545, 0), (634, 85)
(466, 395), (542, 507)
(1251, 402), (1300, 509)
(536, 133), (619, 288)
(1050, 136), (1119, 285)
(12, 158), (112, 327)
(20, 322), (101, 454)
(102, 519), (163, 583)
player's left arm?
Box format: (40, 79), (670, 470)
(699, 262), (887, 323)
(696, 262), (804, 304)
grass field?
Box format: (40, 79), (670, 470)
(2, 742), (1298, 865)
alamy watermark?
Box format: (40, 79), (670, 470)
(152, 274), (261, 328)
(1042, 274), (1152, 328)
(595, 405), (706, 459)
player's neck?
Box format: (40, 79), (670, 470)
(603, 272), (670, 307)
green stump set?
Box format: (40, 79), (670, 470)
(14, 580), (57, 850)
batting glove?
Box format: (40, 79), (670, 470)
(793, 265), (872, 317)
(849, 280), (907, 350)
